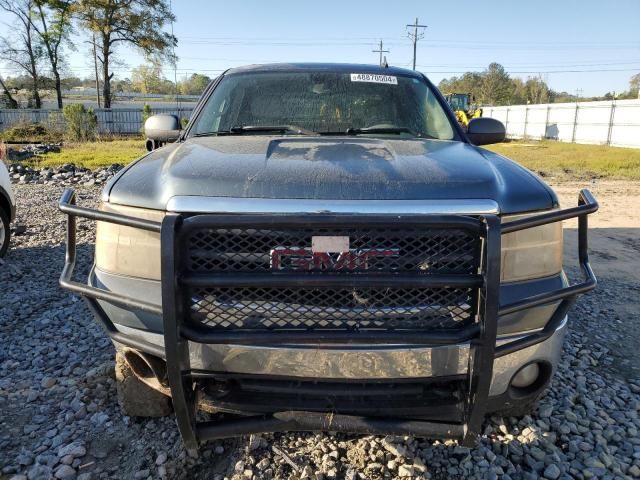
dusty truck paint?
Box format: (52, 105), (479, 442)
(57, 63), (598, 451)
(105, 137), (557, 214)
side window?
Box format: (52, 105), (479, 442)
(424, 89), (454, 140)
(193, 81), (244, 134)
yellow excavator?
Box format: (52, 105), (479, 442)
(444, 93), (482, 128)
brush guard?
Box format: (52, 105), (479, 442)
(58, 189), (598, 451)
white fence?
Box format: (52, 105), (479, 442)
(482, 99), (640, 149)
(0, 107), (195, 135)
(3, 101), (639, 146)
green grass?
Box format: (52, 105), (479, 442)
(9, 136), (640, 180)
(485, 140), (640, 180)
(31, 139), (146, 169)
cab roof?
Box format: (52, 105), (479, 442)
(225, 63), (425, 79)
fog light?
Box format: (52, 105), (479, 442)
(511, 363), (540, 389)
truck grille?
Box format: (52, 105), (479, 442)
(183, 224), (481, 331)
(187, 227), (478, 273)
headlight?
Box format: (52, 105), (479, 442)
(501, 212), (563, 282)
(95, 203), (163, 280)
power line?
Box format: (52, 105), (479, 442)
(175, 35), (638, 47)
(372, 40), (389, 67)
(174, 36), (639, 50)
(406, 18), (427, 71)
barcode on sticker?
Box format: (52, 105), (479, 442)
(350, 73), (398, 85)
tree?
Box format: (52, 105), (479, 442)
(480, 63), (513, 106)
(439, 63), (555, 106)
(438, 71), (483, 101)
(178, 73), (211, 95)
(111, 76), (132, 93)
(513, 76), (552, 105)
(0, 0), (43, 108)
(30, 0), (74, 108)
(630, 73), (640, 99)
(76, 0), (177, 108)
(61, 75), (83, 88)
(131, 57), (173, 94)
(0, 74), (19, 108)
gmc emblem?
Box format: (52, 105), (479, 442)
(270, 247), (399, 271)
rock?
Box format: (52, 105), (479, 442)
(398, 465), (414, 477)
(300, 466), (314, 479)
(41, 377), (56, 389)
(543, 464), (561, 479)
(155, 452), (167, 466)
(88, 438), (116, 459)
(58, 442), (86, 458)
(345, 468), (357, 480)
(248, 434), (263, 451)
(381, 437), (407, 457)
(54, 465), (77, 479)
(17, 452), (34, 466)
(538, 404), (554, 418)
(27, 464), (51, 480)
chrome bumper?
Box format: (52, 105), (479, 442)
(113, 315), (567, 397)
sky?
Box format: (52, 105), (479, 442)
(1, 0), (639, 97)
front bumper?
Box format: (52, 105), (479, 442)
(58, 189), (597, 450)
(109, 313), (567, 399)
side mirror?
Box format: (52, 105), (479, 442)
(144, 114), (181, 151)
(466, 117), (506, 146)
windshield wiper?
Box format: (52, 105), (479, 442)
(192, 125), (316, 137)
(345, 126), (420, 136)
(317, 126), (423, 137)
(231, 125), (316, 135)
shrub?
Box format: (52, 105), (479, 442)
(141, 104), (152, 134)
(0, 122), (57, 142)
(63, 104), (98, 142)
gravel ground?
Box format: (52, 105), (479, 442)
(1, 182), (639, 480)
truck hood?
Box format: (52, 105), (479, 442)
(106, 136), (556, 214)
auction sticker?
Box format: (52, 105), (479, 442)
(350, 73), (398, 85)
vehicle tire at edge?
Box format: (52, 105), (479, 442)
(115, 351), (173, 418)
(0, 207), (10, 258)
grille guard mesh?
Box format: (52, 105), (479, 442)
(183, 223), (482, 331)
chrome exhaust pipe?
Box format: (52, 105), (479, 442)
(122, 348), (171, 396)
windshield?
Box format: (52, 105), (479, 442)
(189, 71), (456, 140)
(449, 94), (470, 112)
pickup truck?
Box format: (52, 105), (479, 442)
(59, 63), (598, 452)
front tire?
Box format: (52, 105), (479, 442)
(115, 351), (172, 417)
(0, 207), (10, 258)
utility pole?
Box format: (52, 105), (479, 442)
(372, 39), (389, 67)
(575, 88), (583, 102)
(406, 17), (427, 70)
(91, 33), (101, 108)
